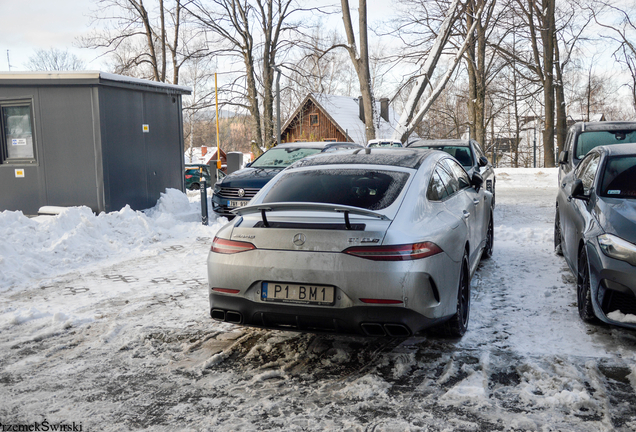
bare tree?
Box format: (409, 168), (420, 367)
(338, 0), (376, 142)
(187, 0), (307, 153)
(80, 0), (207, 84)
(392, 0), (484, 143)
(592, 0), (636, 114)
(26, 48), (86, 71)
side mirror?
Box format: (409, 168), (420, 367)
(246, 162), (252, 167)
(471, 172), (484, 191)
(478, 156), (488, 167)
(558, 151), (569, 165)
(570, 179), (590, 202)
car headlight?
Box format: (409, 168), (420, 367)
(213, 184), (221, 194)
(598, 234), (636, 266)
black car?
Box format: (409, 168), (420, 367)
(558, 121), (636, 185)
(407, 139), (496, 207)
(211, 141), (362, 217)
(555, 143), (636, 328)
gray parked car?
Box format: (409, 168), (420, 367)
(555, 143), (636, 328)
(407, 139), (496, 207)
(558, 121), (636, 184)
(207, 148), (493, 337)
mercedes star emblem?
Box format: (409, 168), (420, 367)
(293, 233), (306, 246)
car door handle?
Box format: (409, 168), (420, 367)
(463, 210), (470, 219)
(473, 199), (480, 206)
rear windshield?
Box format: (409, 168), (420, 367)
(251, 148), (322, 168)
(262, 169), (410, 210)
(600, 156), (636, 199)
(576, 131), (636, 159)
(416, 146), (473, 168)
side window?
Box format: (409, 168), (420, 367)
(444, 158), (471, 190)
(577, 153), (600, 191)
(1, 102), (36, 163)
(427, 171), (448, 201)
(436, 164), (456, 198)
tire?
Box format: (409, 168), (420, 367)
(554, 208), (563, 256)
(444, 252), (471, 337)
(482, 214), (494, 259)
(577, 248), (597, 323)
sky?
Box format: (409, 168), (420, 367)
(1, 0), (100, 71)
(0, 0), (397, 73)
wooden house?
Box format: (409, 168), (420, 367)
(281, 94), (398, 145)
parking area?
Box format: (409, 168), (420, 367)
(1, 169), (636, 431)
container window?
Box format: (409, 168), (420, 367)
(1, 103), (36, 163)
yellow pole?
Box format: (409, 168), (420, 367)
(215, 72), (221, 170)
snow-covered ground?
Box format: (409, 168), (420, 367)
(1, 169), (636, 431)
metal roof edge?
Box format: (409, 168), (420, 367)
(0, 71), (192, 95)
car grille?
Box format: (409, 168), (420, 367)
(217, 187), (260, 199)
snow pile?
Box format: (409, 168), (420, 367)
(495, 168), (557, 189)
(0, 188), (224, 290)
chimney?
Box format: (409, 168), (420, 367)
(380, 98), (389, 122)
(358, 96), (364, 121)
(201, 146), (207, 157)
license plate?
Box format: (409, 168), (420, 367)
(228, 200), (249, 208)
(261, 282), (335, 305)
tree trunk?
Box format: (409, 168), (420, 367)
(554, 38), (567, 156)
(541, 0), (556, 168)
(341, 0), (376, 142)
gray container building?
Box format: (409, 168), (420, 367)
(0, 71), (191, 215)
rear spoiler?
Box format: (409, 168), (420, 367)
(231, 202), (391, 230)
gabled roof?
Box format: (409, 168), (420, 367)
(282, 93), (400, 145)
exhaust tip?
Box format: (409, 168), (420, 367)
(211, 309), (226, 321)
(384, 324), (411, 337)
(361, 323), (386, 337)
(225, 311), (243, 324)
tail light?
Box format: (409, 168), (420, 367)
(185, 174), (193, 179)
(211, 237), (256, 254)
(344, 242), (442, 261)
(359, 298), (403, 304)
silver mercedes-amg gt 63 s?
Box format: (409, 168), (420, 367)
(207, 148), (494, 337)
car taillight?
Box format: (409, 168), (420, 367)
(359, 298), (403, 304)
(211, 237), (256, 254)
(343, 242), (442, 261)
(185, 174), (193, 179)
(212, 287), (241, 294)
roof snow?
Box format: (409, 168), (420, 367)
(306, 93), (401, 145)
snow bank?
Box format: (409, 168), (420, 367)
(495, 168), (557, 189)
(0, 189), (224, 290)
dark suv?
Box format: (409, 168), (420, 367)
(558, 121), (636, 185)
(211, 141), (362, 217)
(185, 164), (212, 190)
(407, 139), (496, 207)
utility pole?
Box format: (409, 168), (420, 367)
(7, 50), (11, 71)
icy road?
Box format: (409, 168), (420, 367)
(1, 169), (636, 431)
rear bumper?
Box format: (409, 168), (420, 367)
(209, 294), (446, 336)
(207, 248), (460, 336)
